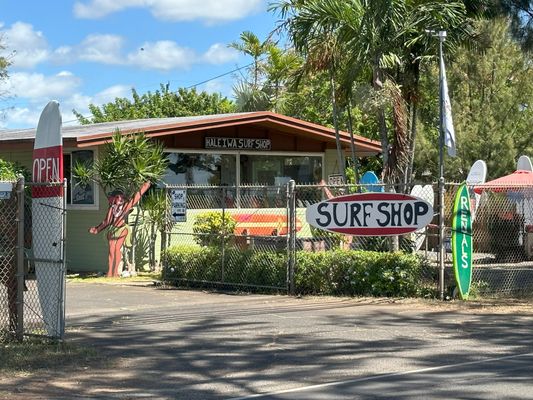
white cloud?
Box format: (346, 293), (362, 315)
(2, 84), (133, 128)
(74, 0), (265, 23)
(77, 34), (124, 64)
(1, 22), (238, 71)
(1, 71), (81, 100)
(198, 79), (233, 98)
(203, 43), (239, 65)
(92, 84), (132, 104)
(1, 106), (42, 128)
(127, 41), (196, 70)
(1, 22), (49, 69)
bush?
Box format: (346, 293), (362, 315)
(192, 211), (236, 247)
(296, 250), (424, 297)
(162, 245), (286, 287)
(162, 245), (428, 297)
(162, 245), (221, 282)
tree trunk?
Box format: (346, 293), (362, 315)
(373, 64), (389, 181)
(405, 101), (418, 185)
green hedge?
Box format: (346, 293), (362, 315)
(162, 246), (429, 297)
(295, 250), (424, 297)
(162, 245), (286, 288)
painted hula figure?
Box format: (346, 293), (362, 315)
(89, 182), (150, 277)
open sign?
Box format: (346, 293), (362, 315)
(305, 192), (434, 236)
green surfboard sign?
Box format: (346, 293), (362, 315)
(452, 184), (473, 299)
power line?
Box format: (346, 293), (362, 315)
(62, 58), (262, 125)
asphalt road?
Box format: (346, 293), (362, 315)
(14, 283), (533, 399)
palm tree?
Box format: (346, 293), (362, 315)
(229, 31), (274, 88)
(273, 0), (471, 184)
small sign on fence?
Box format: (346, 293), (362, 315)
(327, 174), (345, 186)
(0, 182), (12, 200)
(170, 189), (187, 222)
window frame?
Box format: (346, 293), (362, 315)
(163, 149), (325, 187)
(64, 147), (100, 211)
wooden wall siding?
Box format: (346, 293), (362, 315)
(164, 126), (326, 152)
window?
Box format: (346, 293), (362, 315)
(240, 155), (322, 185)
(63, 150), (98, 209)
(163, 153), (237, 186)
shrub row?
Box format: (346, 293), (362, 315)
(162, 245), (431, 297)
(162, 245), (286, 288)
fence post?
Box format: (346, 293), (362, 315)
(59, 178), (68, 339)
(159, 185), (168, 282)
(287, 180), (296, 295)
(15, 176), (25, 341)
(221, 186), (226, 283)
(439, 177), (446, 300)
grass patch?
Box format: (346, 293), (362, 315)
(67, 271), (161, 283)
(0, 337), (103, 375)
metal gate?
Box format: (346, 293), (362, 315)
(161, 183), (294, 291)
(0, 177), (66, 341)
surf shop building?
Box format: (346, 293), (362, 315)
(0, 111), (381, 272)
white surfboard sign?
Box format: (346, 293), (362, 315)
(517, 155), (533, 172)
(410, 185), (434, 250)
(466, 160), (487, 221)
(516, 156), (533, 230)
(32, 100), (65, 338)
(305, 192), (433, 236)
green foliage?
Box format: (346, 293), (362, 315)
(141, 189), (170, 233)
(0, 159), (29, 181)
(0, 39), (10, 90)
(73, 131), (167, 199)
(162, 245), (430, 297)
(161, 245), (286, 287)
(414, 18), (533, 181)
(192, 211), (237, 247)
(295, 250), (426, 297)
(310, 226), (346, 250)
(74, 85), (235, 124)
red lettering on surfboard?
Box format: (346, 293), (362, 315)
(32, 145), (63, 198)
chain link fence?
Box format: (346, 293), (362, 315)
(445, 183), (533, 296)
(160, 180), (533, 298)
(0, 178), (66, 342)
(161, 185), (290, 291)
(0, 180), (21, 341)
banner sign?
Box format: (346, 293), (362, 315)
(205, 137), (271, 151)
(305, 192), (433, 236)
(452, 184), (473, 299)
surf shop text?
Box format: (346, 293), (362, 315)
(313, 201), (430, 228)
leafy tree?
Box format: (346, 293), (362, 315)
(74, 84), (235, 124)
(414, 18), (533, 181)
(229, 31), (274, 88)
(0, 159), (28, 181)
(500, 0), (533, 51)
(273, 0), (473, 185)
(74, 131), (168, 272)
(73, 131), (167, 199)
(0, 37), (11, 105)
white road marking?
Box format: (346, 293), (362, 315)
(230, 351), (533, 399)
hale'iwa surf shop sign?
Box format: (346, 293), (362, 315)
(452, 184), (473, 299)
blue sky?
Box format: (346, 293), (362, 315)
(0, 0), (279, 129)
